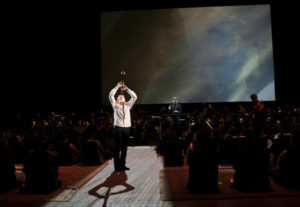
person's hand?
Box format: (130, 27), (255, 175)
(117, 82), (124, 88)
(173, 110), (179, 115)
(122, 84), (128, 91)
(244, 112), (249, 117)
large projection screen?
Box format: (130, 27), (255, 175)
(101, 4), (275, 105)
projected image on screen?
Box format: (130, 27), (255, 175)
(101, 4), (275, 105)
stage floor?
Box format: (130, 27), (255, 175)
(1, 146), (300, 207)
(45, 146), (163, 207)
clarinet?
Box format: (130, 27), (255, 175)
(120, 71), (126, 94)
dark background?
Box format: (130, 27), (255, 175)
(2, 1), (299, 112)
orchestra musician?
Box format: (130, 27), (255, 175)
(245, 93), (266, 134)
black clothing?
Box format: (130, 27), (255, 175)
(113, 126), (130, 171)
(21, 150), (61, 194)
(169, 103), (182, 114)
(250, 100), (266, 133)
(187, 137), (219, 194)
(168, 103), (182, 134)
(231, 136), (271, 192)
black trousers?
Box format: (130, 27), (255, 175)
(170, 115), (180, 128)
(170, 115), (180, 137)
(113, 126), (130, 170)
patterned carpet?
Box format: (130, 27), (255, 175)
(0, 162), (108, 202)
(160, 167), (300, 201)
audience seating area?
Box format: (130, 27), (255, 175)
(1, 102), (299, 194)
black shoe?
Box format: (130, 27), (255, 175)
(122, 166), (130, 170)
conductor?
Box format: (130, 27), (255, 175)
(168, 97), (182, 136)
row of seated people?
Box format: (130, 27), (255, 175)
(1, 104), (299, 194)
(159, 121), (300, 193)
(4, 101), (299, 148)
(7, 123), (114, 165)
(0, 126), (113, 194)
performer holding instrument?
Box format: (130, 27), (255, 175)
(109, 71), (137, 172)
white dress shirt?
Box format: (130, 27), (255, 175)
(109, 86), (137, 127)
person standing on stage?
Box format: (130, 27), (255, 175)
(109, 82), (137, 172)
(168, 97), (182, 136)
(245, 93), (266, 134)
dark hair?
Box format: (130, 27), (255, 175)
(250, 93), (257, 100)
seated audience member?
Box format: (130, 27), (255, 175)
(231, 131), (271, 192)
(270, 129), (300, 190)
(163, 138), (185, 167)
(0, 136), (17, 193)
(186, 124), (219, 194)
(8, 133), (27, 164)
(98, 123), (114, 160)
(55, 133), (79, 165)
(81, 132), (105, 165)
(20, 136), (61, 194)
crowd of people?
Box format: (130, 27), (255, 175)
(0, 100), (299, 193)
(0, 109), (114, 193)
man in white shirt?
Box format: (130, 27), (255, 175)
(109, 82), (137, 172)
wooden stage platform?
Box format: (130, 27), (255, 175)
(1, 146), (300, 207)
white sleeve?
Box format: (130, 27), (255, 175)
(109, 86), (118, 108)
(126, 88), (137, 109)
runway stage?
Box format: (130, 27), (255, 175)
(46, 146), (163, 207)
(1, 146), (300, 207)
